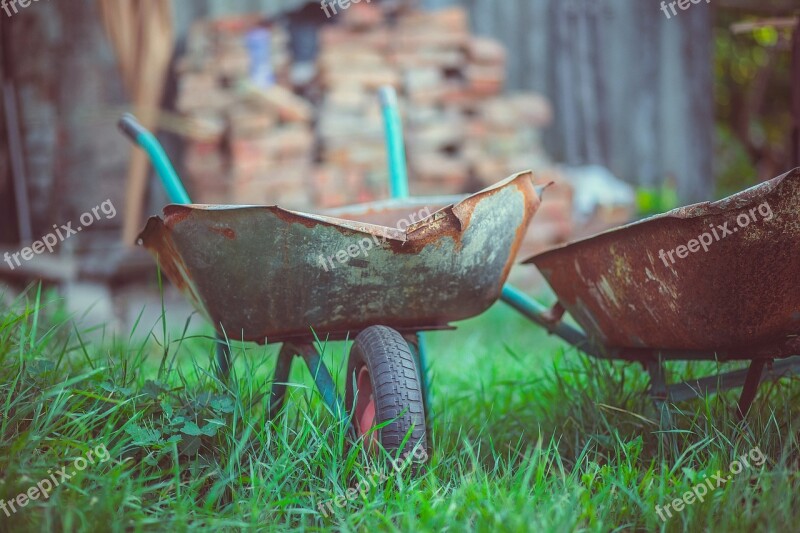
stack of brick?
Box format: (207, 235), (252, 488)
(316, 3), (555, 199)
(314, 8), (396, 206)
(176, 16), (314, 208)
(171, 6), (574, 253)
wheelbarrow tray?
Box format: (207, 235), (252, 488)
(525, 167), (800, 354)
(139, 171), (543, 344)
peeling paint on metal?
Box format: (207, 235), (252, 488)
(526, 167), (800, 351)
(138, 171), (544, 343)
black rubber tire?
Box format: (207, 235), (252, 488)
(345, 326), (428, 459)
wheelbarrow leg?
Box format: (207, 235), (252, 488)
(405, 335), (432, 411)
(404, 333), (433, 444)
(736, 359), (767, 419)
(296, 344), (348, 423)
(415, 333), (432, 420)
(216, 335), (231, 380)
(269, 344), (295, 417)
(646, 358), (678, 458)
(665, 356), (800, 417)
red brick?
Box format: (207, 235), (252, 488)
(472, 158), (509, 186)
(398, 7), (469, 34)
(209, 13), (261, 34)
(465, 65), (505, 97)
(389, 49), (465, 69)
(393, 30), (469, 51)
(230, 125), (314, 167)
(227, 104), (278, 138)
(411, 153), (469, 187)
(183, 112), (227, 142)
(407, 120), (466, 152)
(245, 85), (314, 123)
(214, 45), (251, 78)
(467, 37), (507, 65)
(176, 73), (230, 112)
(508, 93), (554, 128)
(340, 0), (384, 29)
(322, 67), (401, 90)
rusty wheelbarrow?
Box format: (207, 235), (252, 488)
(118, 100), (545, 456)
(502, 167), (800, 420)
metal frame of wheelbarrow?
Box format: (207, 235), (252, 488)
(121, 87), (497, 435)
(119, 91), (799, 435)
(500, 285), (800, 418)
(507, 166), (800, 421)
(118, 106), (427, 425)
(117, 117), (335, 418)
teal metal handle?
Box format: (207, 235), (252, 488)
(500, 285), (595, 356)
(377, 89), (554, 355)
(379, 87), (432, 416)
(379, 87), (410, 200)
(118, 113), (192, 205)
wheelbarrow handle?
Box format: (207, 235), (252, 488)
(118, 113), (150, 143)
(378, 86), (410, 200)
(117, 113), (192, 206)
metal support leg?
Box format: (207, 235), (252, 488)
(414, 333), (433, 450)
(269, 344), (295, 417)
(415, 333), (432, 418)
(664, 356), (800, 415)
(646, 358), (678, 458)
(646, 359), (671, 419)
(297, 344), (348, 422)
(404, 333), (433, 442)
(216, 335), (231, 380)
(736, 359), (767, 419)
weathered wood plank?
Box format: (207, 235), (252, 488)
(8, 0), (714, 242)
(424, 0), (714, 201)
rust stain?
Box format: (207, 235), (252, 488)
(209, 226), (236, 240)
(136, 170), (544, 343)
(395, 206), (462, 255)
(399, 171), (543, 257)
(138, 217), (190, 292)
(162, 205), (193, 228)
(495, 178), (550, 290)
(525, 167), (800, 351)
(272, 207), (322, 229)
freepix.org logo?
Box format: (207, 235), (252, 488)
(657, 201), (772, 268)
(320, 0), (371, 19)
(3, 200), (117, 271)
(0, 443), (110, 518)
(1, 0), (46, 18)
(655, 446), (766, 522)
(660, 0), (711, 20)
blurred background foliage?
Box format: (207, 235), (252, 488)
(713, 5), (797, 198)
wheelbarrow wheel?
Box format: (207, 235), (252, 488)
(345, 326), (428, 461)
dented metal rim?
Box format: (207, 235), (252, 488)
(524, 167), (800, 352)
(138, 171), (546, 343)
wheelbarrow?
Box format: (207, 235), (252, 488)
(118, 88), (546, 457)
(500, 167), (800, 421)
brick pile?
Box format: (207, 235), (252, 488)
(173, 6), (573, 250)
(176, 16), (314, 207)
(316, 4), (553, 200)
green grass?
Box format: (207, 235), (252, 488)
(1, 285), (799, 532)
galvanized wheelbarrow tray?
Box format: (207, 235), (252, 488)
(137, 171), (540, 344)
(502, 167), (800, 418)
(119, 91), (545, 457)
